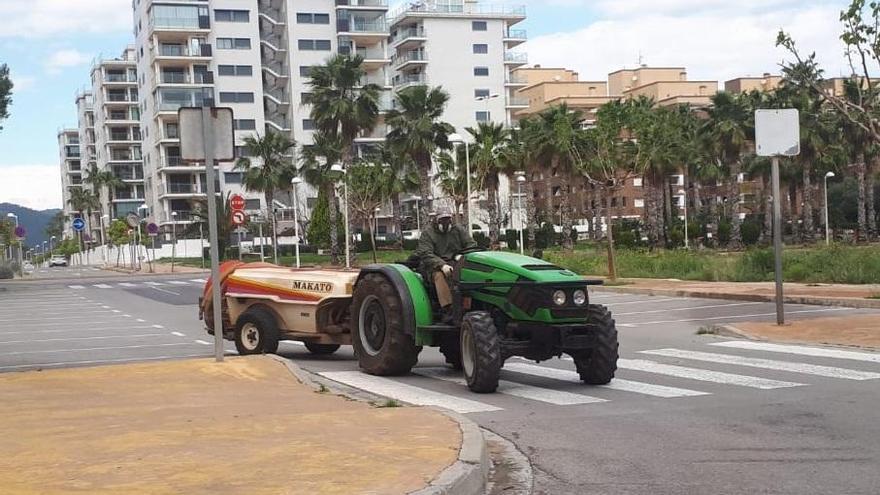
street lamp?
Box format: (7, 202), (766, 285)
(412, 195), (421, 233)
(824, 171), (836, 245)
(7, 213), (22, 276)
(475, 93), (500, 122)
(101, 214), (110, 265)
(448, 133), (472, 236)
(170, 211), (178, 272)
(677, 189), (689, 249)
(330, 163), (351, 269)
(516, 172), (526, 255)
(291, 176), (303, 268)
(50, 235), (56, 255)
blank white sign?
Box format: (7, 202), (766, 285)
(178, 107), (235, 162)
(755, 109), (800, 157)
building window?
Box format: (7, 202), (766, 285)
(234, 119), (256, 130)
(234, 146), (252, 158)
(474, 67), (489, 76)
(218, 65), (252, 76)
(302, 119), (316, 130)
(474, 89), (490, 98)
(299, 66), (315, 77)
(215, 9), (249, 22)
(301, 92), (314, 104)
(245, 199), (261, 210)
(472, 21), (487, 31)
(634, 198), (645, 208)
(475, 111), (490, 122)
(473, 43), (488, 54)
(298, 39), (332, 51)
(219, 92), (255, 103)
(224, 172), (243, 184)
(633, 177), (643, 187)
(216, 38), (251, 50)
(296, 13), (330, 24)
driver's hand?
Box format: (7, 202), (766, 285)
(441, 264), (454, 276)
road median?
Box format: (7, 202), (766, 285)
(0, 356), (477, 495)
(720, 315), (880, 350)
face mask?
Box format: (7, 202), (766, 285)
(438, 220), (451, 233)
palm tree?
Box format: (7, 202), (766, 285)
(529, 103), (587, 250)
(67, 187), (100, 249)
(301, 131), (345, 262)
(466, 122), (509, 245)
(369, 144), (418, 247)
(85, 164), (124, 220)
(436, 150), (468, 225)
(386, 85), (455, 227)
(504, 118), (540, 247)
(190, 192), (234, 259)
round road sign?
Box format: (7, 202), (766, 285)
(71, 218), (85, 232)
(146, 222), (159, 236)
(14, 225), (26, 239)
(230, 194), (246, 211)
(125, 212), (141, 228)
(231, 210), (247, 225)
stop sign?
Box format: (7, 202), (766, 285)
(230, 194), (246, 211)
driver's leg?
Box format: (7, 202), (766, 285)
(433, 271), (453, 308)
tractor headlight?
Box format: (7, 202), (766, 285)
(572, 289), (587, 306)
(552, 290), (567, 306)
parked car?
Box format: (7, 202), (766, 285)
(49, 255), (67, 267)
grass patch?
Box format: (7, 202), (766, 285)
(696, 325), (722, 335)
(867, 294), (880, 300)
(316, 383), (329, 394)
(374, 399), (403, 408)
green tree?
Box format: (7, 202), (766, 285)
(503, 118), (541, 246)
(67, 187), (100, 248)
(107, 219), (132, 266)
(346, 160), (393, 262)
(0, 64), (11, 131)
(386, 85), (455, 227)
(466, 122), (509, 245)
(436, 150), (468, 226)
(368, 144), (418, 247)
(44, 211), (64, 242)
(301, 131), (345, 262)
(190, 192), (235, 260)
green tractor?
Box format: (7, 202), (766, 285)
(351, 248), (619, 393)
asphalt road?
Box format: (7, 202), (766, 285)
(2, 267), (880, 494)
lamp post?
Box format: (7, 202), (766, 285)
(50, 235), (56, 255)
(100, 214), (110, 265)
(475, 93), (500, 123)
(824, 171), (835, 245)
(677, 189), (689, 249)
(291, 176), (302, 268)
(7, 213), (22, 276)
(137, 204), (150, 272)
(170, 211), (177, 272)
(448, 133), (472, 236)
(516, 172), (526, 255)
(330, 163), (350, 269)
(412, 195), (421, 233)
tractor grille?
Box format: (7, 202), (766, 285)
(507, 285), (590, 318)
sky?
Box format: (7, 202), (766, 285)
(0, 0), (854, 211)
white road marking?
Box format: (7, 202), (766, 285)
(319, 371), (502, 414)
(0, 326), (157, 336)
(171, 332), (186, 337)
(194, 340), (211, 345)
(0, 342), (196, 356)
(93, 284), (113, 289)
(618, 359), (804, 389)
(286, 341), (305, 347)
(626, 307), (850, 326)
(136, 318), (145, 322)
(641, 349), (880, 381)
(603, 298), (684, 307)
(67, 285), (85, 289)
(190, 278), (207, 283)
(0, 313), (119, 323)
(415, 367), (606, 405)
(710, 341), (880, 364)
(118, 283), (138, 288)
(618, 323), (636, 328)
(152, 324), (164, 329)
(504, 362), (709, 398)
(613, 302), (762, 316)
(123, 314), (132, 318)
(111, 310), (121, 313)
(101, 305), (111, 309)
(0, 333), (166, 344)
(166, 280), (189, 285)
(151, 287), (180, 296)
(143, 281), (165, 286)
(0, 353), (235, 371)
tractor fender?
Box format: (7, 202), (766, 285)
(355, 264), (433, 337)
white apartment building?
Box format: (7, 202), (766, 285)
(57, 129), (83, 235)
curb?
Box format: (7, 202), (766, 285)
(593, 285), (880, 309)
(267, 356), (489, 495)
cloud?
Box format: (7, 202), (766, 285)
(44, 49), (92, 75)
(10, 74), (35, 92)
(0, 0), (132, 38)
(525, 2), (849, 85)
(0, 165), (63, 210)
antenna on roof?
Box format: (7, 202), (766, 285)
(637, 51), (644, 67)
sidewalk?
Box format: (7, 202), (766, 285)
(102, 261), (208, 275)
(723, 315), (880, 349)
(596, 278), (880, 309)
(0, 356), (480, 495)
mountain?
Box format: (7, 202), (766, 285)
(0, 203), (62, 247)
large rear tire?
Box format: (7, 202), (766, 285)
(351, 273), (421, 375)
(234, 308), (280, 355)
(460, 311), (502, 393)
(570, 304), (618, 384)
(304, 342), (340, 355)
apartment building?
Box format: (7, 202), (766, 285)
(89, 48), (145, 221)
(725, 74), (783, 94)
(513, 66), (611, 121)
(57, 129), (83, 235)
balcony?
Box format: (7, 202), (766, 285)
(166, 211), (195, 223)
(156, 44), (212, 58)
(338, 17), (388, 43)
(506, 96), (529, 108)
(504, 29), (527, 41)
(390, 26), (426, 48)
(106, 93), (136, 103)
(505, 73), (528, 86)
(263, 87), (290, 106)
(112, 168), (144, 181)
(105, 73), (136, 83)
(336, 0), (388, 8)
(393, 51), (427, 70)
(265, 116), (291, 131)
(114, 191), (145, 200)
(388, 2), (526, 25)
(503, 52), (528, 66)
(392, 73), (427, 90)
(149, 11), (210, 33)
(109, 132), (139, 142)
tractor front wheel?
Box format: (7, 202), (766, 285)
(304, 342), (340, 355)
(351, 273), (421, 375)
(570, 304), (618, 385)
(460, 311), (502, 393)
(234, 308), (280, 355)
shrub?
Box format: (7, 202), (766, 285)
(0, 262), (13, 279)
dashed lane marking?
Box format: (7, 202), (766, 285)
(190, 278), (207, 283)
(143, 282), (165, 286)
(93, 284), (113, 289)
(624, 307), (850, 326)
(118, 283), (138, 288)
(613, 302), (762, 316)
(617, 359), (804, 389)
(171, 332), (186, 337)
(710, 341), (880, 364)
(0, 353), (235, 371)
(0, 342), (197, 356)
(194, 340), (211, 345)
(0, 333), (167, 344)
(68, 285), (85, 289)
(166, 281), (189, 285)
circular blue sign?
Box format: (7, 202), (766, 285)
(72, 218), (86, 232)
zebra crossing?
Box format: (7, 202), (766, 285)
(67, 278), (207, 290)
(319, 341), (880, 414)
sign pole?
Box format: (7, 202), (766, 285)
(258, 220), (265, 262)
(771, 156), (784, 325)
(202, 107), (225, 363)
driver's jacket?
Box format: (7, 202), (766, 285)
(415, 224), (477, 274)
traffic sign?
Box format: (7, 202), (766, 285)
(125, 212), (141, 228)
(231, 210), (247, 225)
(13, 226), (25, 239)
(72, 218), (85, 232)
(230, 194), (246, 212)
(146, 222), (159, 237)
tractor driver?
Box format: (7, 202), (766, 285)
(415, 206), (477, 320)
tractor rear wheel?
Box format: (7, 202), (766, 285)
(570, 304), (618, 385)
(304, 342), (340, 355)
(351, 273), (421, 375)
(234, 308), (280, 355)
(460, 311), (502, 393)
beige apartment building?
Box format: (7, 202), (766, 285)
(724, 74), (783, 93)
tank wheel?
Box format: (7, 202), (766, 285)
(234, 308), (280, 355)
(351, 273), (421, 375)
(569, 304), (619, 385)
(440, 334), (463, 370)
(304, 342), (341, 355)
(460, 311), (502, 393)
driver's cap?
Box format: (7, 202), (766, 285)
(435, 205), (454, 220)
